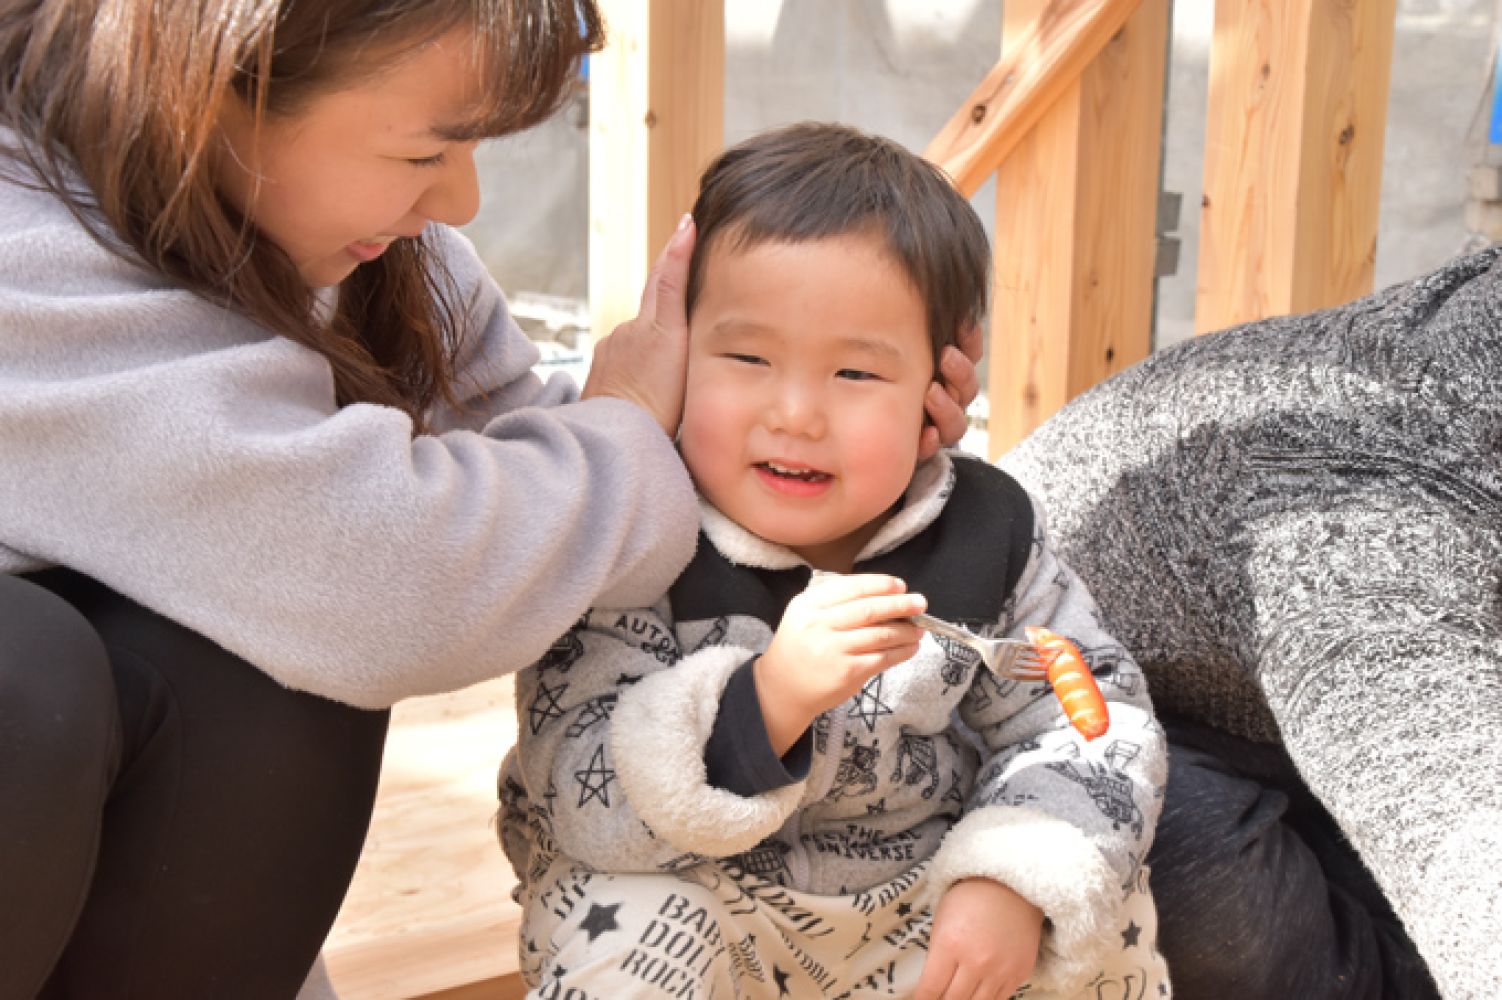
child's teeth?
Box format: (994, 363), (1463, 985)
(766, 462), (821, 480)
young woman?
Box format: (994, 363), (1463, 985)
(0, 1), (982, 995)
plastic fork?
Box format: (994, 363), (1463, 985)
(911, 612), (1053, 681)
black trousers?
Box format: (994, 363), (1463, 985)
(1147, 718), (1442, 1000)
(0, 570), (390, 999)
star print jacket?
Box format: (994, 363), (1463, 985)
(499, 451), (1167, 991)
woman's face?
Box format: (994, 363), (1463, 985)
(216, 29), (487, 288)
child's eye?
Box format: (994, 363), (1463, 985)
(725, 353), (768, 366)
(407, 152), (447, 168)
(836, 368), (881, 381)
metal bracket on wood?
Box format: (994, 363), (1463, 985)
(1154, 189), (1182, 277)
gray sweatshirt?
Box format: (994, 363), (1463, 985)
(0, 149), (697, 709)
(1000, 248), (1502, 999)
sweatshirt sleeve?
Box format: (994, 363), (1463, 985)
(930, 496), (1167, 994)
(0, 198), (697, 708)
(507, 607), (805, 873)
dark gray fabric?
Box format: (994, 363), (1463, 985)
(704, 657), (811, 796)
(0, 570), (390, 999)
(1001, 247), (1502, 999)
(1148, 719), (1439, 999)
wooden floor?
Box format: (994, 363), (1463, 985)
(323, 676), (528, 1000)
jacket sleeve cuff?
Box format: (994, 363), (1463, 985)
(705, 658), (812, 796)
(923, 806), (1122, 994)
(611, 645), (806, 858)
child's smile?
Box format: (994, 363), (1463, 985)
(755, 459), (833, 496)
(680, 233), (934, 571)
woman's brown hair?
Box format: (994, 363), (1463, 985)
(0, 0), (602, 428)
(686, 122), (991, 367)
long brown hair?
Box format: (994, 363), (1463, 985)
(687, 122), (991, 366)
(0, 0), (602, 428)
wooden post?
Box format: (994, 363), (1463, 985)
(1195, 0), (1398, 333)
(588, 0), (724, 341)
(986, 0), (1170, 457)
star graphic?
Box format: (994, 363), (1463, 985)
(567, 696), (615, 737)
(772, 965), (793, 996)
(1121, 919), (1142, 948)
(529, 679), (569, 734)
(847, 675), (893, 731)
(574, 745), (616, 807)
(579, 901), (622, 941)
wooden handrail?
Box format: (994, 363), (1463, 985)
(923, 0), (1145, 196)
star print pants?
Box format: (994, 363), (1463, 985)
(517, 856), (1169, 999)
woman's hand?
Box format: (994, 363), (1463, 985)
(920, 321), (984, 460)
(754, 573), (925, 755)
(581, 215), (697, 436)
(916, 877), (1043, 1000)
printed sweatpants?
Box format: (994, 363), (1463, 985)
(517, 856), (1169, 999)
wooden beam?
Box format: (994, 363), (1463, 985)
(1195, 0), (1398, 333)
(588, 0), (724, 340)
(987, 0), (1170, 457)
(924, 0), (1145, 198)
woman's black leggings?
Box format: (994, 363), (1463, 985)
(0, 570), (390, 999)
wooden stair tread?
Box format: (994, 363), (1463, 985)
(324, 677), (525, 999)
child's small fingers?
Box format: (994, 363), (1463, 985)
(846, 626), (922, 659)
(836, 593), (926, 629)
(806, 571), (909, 605)
(841, 572), (909, 595)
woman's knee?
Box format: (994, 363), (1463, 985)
(82, 585), (389, 793)
(0, 574), (119, 998)
(0, 573), (118, 773)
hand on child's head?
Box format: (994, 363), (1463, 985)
(919, 325), (984, 460)
(580, 216), (697, 435)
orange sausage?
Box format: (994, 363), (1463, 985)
(1025, 626), (1109, 740)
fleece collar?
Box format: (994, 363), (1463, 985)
(697, 450), (961, 570)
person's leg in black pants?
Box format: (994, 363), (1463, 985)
(0, 570), (390, 999)
(1146, 718), (1441, 1000)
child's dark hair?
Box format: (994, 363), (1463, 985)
(687, 122), (991, 363)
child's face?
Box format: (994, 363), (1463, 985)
(680, 233), (934, 572)
(215, 29), (486, 288)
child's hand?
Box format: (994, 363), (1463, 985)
(916, 877), (1043, 1000)
(754, 573), (925, 754)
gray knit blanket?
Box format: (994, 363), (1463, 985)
(1000, 247), (1502, 999)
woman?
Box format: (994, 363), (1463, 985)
(0, 1), (982, 995)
